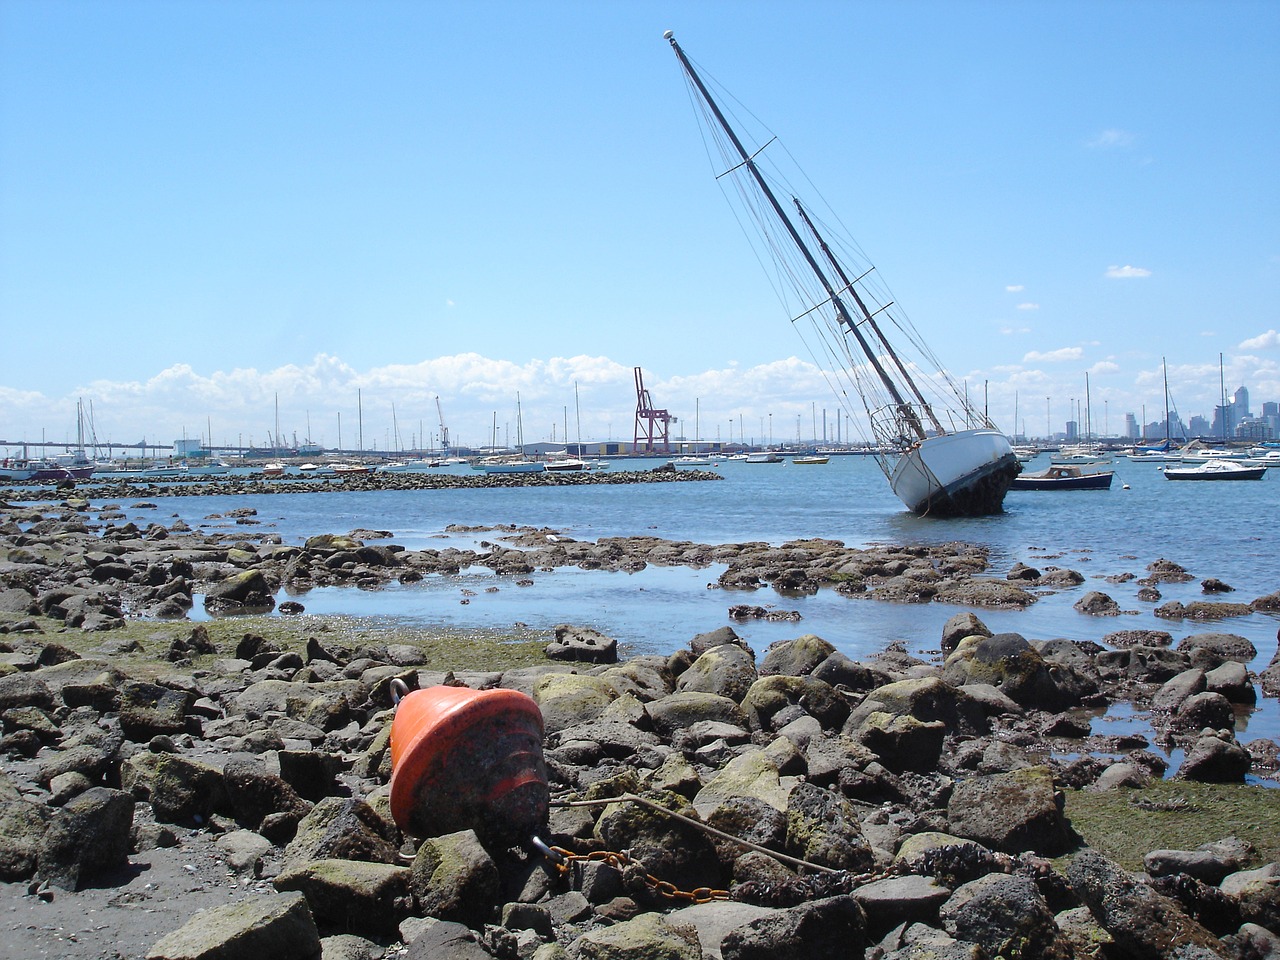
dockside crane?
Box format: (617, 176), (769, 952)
(435, 397), (450, 455)
(633, 367), (676, 455)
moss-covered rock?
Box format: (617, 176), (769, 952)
(532, 673), (619, 735)
(410, 828), (500, 928)
(947, 766), (1074, 857)
(273, 858), (412, 935)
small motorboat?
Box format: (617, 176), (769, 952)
(792, 455), (830, 465)
(1011, 465), (1114, 491)
(1162, 460), (1266, 481)
(669, 456), (712, 467)
(330, 462), (373, 476)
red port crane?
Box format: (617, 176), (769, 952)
(633, 367), (676, 455)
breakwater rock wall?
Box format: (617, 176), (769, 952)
(3, 466), (722, 502)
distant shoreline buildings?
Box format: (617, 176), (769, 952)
(1051, 382), (1275, 445)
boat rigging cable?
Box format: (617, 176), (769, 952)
(666, 33), (991, 455)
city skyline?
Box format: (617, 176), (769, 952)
(5, 362), (1276, 455)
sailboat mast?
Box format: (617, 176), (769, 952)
(574, 382), (583, 455)
(665, 32), (926, 443)
(1219, 352), (1227, 439)
(792, 199), (943, 435)
(1162, 358), (1170, 446)
(1084, 373), (1092, 448)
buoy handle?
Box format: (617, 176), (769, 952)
(390, 678), (409, 705)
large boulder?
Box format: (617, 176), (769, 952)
(1177, 731), (1252, 783)
(851, 874), (952, 939)
(758, 635), (836, 677)
(1177, 632), (1258, 667)
(0, 673), (54, 712)
(946, 766), (1073, 856)
(647, 691), (748, 737)
(571, 912), (701, 960)
(693, 750), (792, 819)
(1068, 849), (1225, 959)
(0, 795), (51, 880)
(844, 676), (988, 740)
(784, 781), (875, 873)
(222, 759), (313, 831)
(531, 673), (619, 735)
(940, 612), (992, 653)
(721, 895), (867, 960)
(119, 680), (193, 741)
(283, 797), (399, 871)
(595, 790), (724, 893)
(598, 656), (676, 702)
(273, 858), (413, 935)
(145, 891), (321, 960)
(203, 568), (275, 611)
(545, 623), (618, 664)
(409, 829), (500, 929)
(36, 786), (134, 891)
(938, 872), (1059, 960)
(121, 752), (228, 825)
(1220, 862), (1280, 932)
(847, 711), (946, 774)
(740, 675), (848, 732)
(942, 633), (1084, 711)
(676, 642), (759, 703)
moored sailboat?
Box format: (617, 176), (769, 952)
(664, 33), (1018, 516)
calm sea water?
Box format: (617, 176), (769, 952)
(43, 455), (1280, 775)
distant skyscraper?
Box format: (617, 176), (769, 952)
(1124, 413), (1138, 439)
(1212, 404), (1230, 438)
(1234, 386), (1250, 419)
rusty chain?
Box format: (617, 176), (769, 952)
(532, 839), (729, 904)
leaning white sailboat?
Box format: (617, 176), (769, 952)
(664, 32), (1019, 516)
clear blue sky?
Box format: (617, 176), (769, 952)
(2, 0), (1277, 451)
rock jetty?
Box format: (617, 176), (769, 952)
(1, 502), (1278, 959)
(3, 464), (723, 504)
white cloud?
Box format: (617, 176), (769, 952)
(1239, 329), (1279, 350)
(1022, 347), (1083, 363)
(1088, 361), (1120, 376)
(1000, 326), (1031, 335)
(1016, 303), (1039, 311)
(1088, 129), (1135, 149)
(1005, 284), (1024, 293)
(1105, 265), (1152, 279)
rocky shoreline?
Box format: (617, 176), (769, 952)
(2, 497), (1279, 959)
(2, 464), (723, 503)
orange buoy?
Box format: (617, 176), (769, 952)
(389, 684), (549, 845)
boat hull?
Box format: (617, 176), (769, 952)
(1163, 464), (1266, 481)
(890, 430), (1021, 516)
(1012, 469), (1114, 491)
(0, 460), (95, 482)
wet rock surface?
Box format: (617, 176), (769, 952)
(0, 497), (1276, 958)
